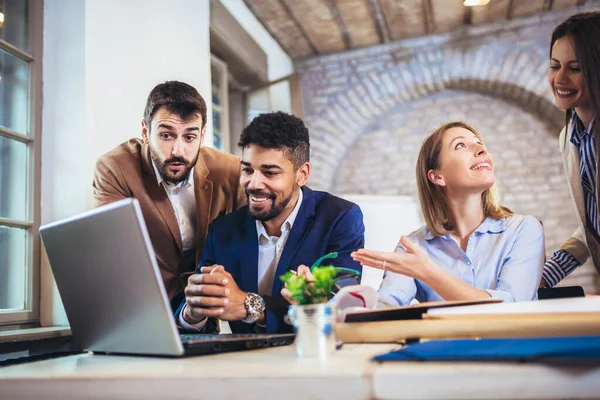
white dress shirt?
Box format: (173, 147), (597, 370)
(180, 189), (304, 330)
(152, 161), (197, 251)
(256, 189), (303, 295)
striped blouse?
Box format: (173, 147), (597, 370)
(543, 113), (598, 286)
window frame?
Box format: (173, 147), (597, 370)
(0, 0), (43, 327)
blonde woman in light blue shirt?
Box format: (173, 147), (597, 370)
(351, 121), (545, 305)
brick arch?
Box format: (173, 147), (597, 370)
(323, 78), (562, 193)
(306, 77), (560, 192)
(297, 18), (566, 191)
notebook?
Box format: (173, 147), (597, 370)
(373, 336), (600, 362)
(40, 198), (294, 357)
(344, 298), (502, 322)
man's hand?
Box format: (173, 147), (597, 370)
(183, 265), (249, 324)
(280, 265), (315, 304)
(183, 265), (229, 325)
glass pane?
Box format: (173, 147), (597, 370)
(269, 80), (292, 114)
(213, 108), (222, 150)
(0, 49), (29, 134)
(0, 225), (27, 310)
(0, 135), (27, 220)
(0, 0), (29, 52)
(212, 84), (221, 106)
(247, 88), (270, 123)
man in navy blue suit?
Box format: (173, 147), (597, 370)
(177, 111), (365, 333)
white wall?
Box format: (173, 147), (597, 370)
(41, 0), (212, 326)
(340, 195), (423, 290)
(85, 0), (213, 157)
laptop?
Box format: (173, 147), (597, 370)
(39, 198), (295, 357)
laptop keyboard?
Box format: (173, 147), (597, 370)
(179, 333), (268, 342)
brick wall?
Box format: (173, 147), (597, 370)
(296, 4), (600, 292)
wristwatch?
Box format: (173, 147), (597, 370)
(242, 292), (265, 324)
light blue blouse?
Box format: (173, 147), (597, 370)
(377, 215), (545, 306)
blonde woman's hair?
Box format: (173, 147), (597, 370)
(415, 121), (513, 237)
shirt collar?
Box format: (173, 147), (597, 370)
(151, 158), (193, 189)
(473, 217), (506, 234)
(570, 112), (595, 146)
(256, 188), (304, 240)
(423, 217), (505, 240)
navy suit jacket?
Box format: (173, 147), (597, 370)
(195, 186), (365, 334)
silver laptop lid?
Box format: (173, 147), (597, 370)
(40, 198), (184, 356)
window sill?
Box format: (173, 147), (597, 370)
(0, 326), (71, 343)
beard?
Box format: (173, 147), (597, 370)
(150, 147), (199, 184)
(247, 184), (298, 222)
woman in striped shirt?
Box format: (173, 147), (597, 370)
(543, 11), (600, 287)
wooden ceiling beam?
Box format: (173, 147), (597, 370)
(241, 0), (298, 58)
(506, 0), (514, 20)
(544, 0), (555, 11)
(279, 0), (321, 55)
(463, 5), (473, 25)
(328, 0), (352, 50)
(576, 0), (587, 5)
(367, 0), (390, 44)
(422, 0), (436, 34)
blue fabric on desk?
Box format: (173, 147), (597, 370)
(374, 336), (600, 362)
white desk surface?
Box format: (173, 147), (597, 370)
(1, 343), (600, 400)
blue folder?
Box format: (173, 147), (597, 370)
(374, 336), (600, 362)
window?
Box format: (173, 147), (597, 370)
(211, 54), (229, 152)
(0, 0), (42, 326)
(245, 74), (298, 123)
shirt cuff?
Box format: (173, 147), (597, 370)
(543, 250), (580, 288)
(177, 304), (208, 331)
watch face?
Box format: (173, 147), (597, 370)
(243, 293), (265, 323)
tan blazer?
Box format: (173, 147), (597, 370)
(558, 122), (600, 275)
(92, 138), (246, 301)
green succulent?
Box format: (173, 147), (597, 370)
(280, 265), (337, 305)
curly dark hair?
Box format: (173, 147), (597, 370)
(143, 81), (207, 130)
(238, 111), (310, 169)
(550, 11), (600, 124)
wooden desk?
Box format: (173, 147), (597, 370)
(1, 343), (600, 399)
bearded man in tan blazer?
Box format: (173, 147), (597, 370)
(93, 81), (245, 309)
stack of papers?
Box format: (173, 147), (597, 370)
(334, 297), (600, 343)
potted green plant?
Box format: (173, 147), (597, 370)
(280, 265), (338, 305)
(280, 253), (360, 357)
